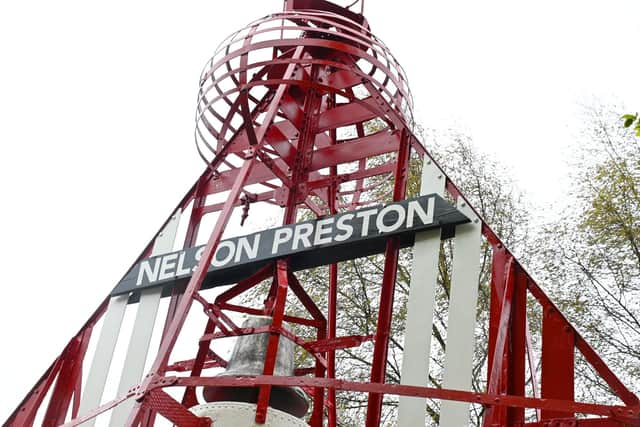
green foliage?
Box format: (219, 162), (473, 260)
(581, 159), (640, 270)
(534, 104), (640, 401)
(622, 113), (640, 136)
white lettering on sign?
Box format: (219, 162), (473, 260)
(176, 252), (191, 276)
(194, 246), (205, 262)
(136, 258), (161, 286)
(212, 241), (235, 267)
(334, 213), (354, 242)
(272, 228), (293, 254)
(158, 253), (178, 281)
(356, 209), (378, 237)
(314, 217), (334, 245)
(376, 204), (406, 233)
(235, 234), (260, 262)
(114, 195), (466, 297)
(407, 198), (434, 228)
(193, 246), (206, 272)
(292, 223), (314, 250)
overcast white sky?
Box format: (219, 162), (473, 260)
(1, 0), (639, 420)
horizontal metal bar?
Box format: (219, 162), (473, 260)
(172, 376), (639, 419)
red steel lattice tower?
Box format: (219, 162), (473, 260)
(5, 1), (640, 426)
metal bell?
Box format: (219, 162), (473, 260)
(203, 316), (309, 418)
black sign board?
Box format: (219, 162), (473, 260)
(111, 194), (469, 300)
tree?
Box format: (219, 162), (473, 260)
(533, 104), (640, 402)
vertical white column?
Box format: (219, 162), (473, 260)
(108, 210), (181, 426)
(439, 200), (482, 427)
(77, 211), (181, 425)
(398, 159), (445, 427)
(77, 294), (128, 423)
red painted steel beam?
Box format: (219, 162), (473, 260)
(308, 130), (401, 172)
(541, 305), (575, 420)
(202, 162), (275, 195)
(42, 337), (83, 426)
(124, 156), (257, 425)
(181, 318), (217, 409)
(183, 174), (208, 248)
(173, 376), (640, 421)
(483, 259), (531, 425)
(170, 351), (227, 373)
(575, 335), (640, 406)
(255, 260), (291, 423)
(6, 297), (104, 426)
(349, 115), (368, 208)
(215, 263), (275, 304)
(307, 162), (395, 191)
(287, 271), (326, 323)
(255, 150), (295, 189)
(6, 357), (63, 427)
(193, 294), (230, 335)
(508, 267), (528, 424)
(200, 325), (271, 342)
(59, 373), (640, 427)
(159, 172), (222, 366)
(326, 129), (339, 427)
(60, 392), (136, 427)
(278, 92), (306, 130)
(310, 324), (327, 426)
(265, 128), (298, 166)
(327, 68), (364, 90)
(485, 257), (516, 426)
(40, 317), (92, 426)
(527, 278), (639, 407)
(327, 261), (339, 427)
(178, 249), (272, 408)
(199, 189), (274, 215)
(524, 419), (625, 427)
(155, 174), (217, 414)
(365, 236), (400, 427)
(216, 302), (321, 328)
(141, 390), (211, 426)
(305, 335), (374, 353)
(366, 129), (410, 427)
(316, 98), (380, 132)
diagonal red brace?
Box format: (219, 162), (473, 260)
(142, 389), (211, 426)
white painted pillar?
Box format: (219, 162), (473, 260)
(77, 294), (128, 423)
(398, 159), (445, 427)
(77, 211), (181, 425)
(109, 210), (182, 426)
(439, 200), (482, 427)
